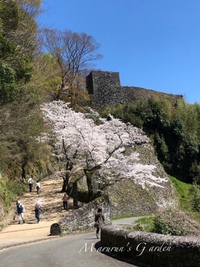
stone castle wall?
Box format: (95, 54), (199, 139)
(86, 71), (183, 107)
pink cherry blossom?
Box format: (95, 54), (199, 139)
(41, 101), (168, 191)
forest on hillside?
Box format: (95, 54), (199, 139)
(99, 98), (200, 184)
(0, 0), (200, 213)
(0, 0), (100, 184)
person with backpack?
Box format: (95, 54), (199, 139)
(94, 206), (105, 239)
(35, 200), (42, 223)
(16, 200), (25, 224)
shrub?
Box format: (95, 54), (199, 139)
(152, 208), (200, 236)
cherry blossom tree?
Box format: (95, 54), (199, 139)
(41, 101), (168, 205)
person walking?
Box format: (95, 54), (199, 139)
(35, 200), (42, 223)
(94, 206), (105, 239)
(16, 200), (25, 224)
(28, 175), (34, 192)
(36, 180), (41, 195)
(62, 193), (69, 210)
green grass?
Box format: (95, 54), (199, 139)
(185, 210), (200, 222)
(134, 216), (155, 232)
(169, 175), (200, 222)
(135, 216), (154, 225)
(169, 175), (191, 209)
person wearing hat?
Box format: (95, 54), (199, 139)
(16, 200), (25, 224)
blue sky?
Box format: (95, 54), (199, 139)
(39, 0), (200, 104)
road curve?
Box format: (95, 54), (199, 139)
(0, 231), (144, 267)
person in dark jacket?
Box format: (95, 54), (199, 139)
(16, 200), (25, 224)
(94, 207), (105, 239)
(62, 193), (69, 210)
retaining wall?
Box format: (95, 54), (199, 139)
(101, 225), (200, 267)
(50, 196), (111, 235)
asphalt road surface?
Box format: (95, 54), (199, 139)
(0, 232), (144, 267)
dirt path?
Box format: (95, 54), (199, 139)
(0, 177), (75, 250)
(0, 178), (145, 251)
(17, 177), (73, 224)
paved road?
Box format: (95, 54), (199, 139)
(112, 216), (144, 226)
(0, 216), (144, 250)
(0, 217), (145, 267)
(0, 232), (144, 267)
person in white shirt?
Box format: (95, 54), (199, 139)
(28, 176), (34, 192)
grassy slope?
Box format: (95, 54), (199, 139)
(169, 176), (200, 223)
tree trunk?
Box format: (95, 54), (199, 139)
(61, 178), (68, 192)
(84, 170), (94, 201)
(72, 181), (78, 208)
(61, 170), (71, 192)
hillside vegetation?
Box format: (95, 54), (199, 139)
(99, 98), (200, 184)
(0, 1), (200, 232)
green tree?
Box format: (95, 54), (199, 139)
(0, 0), (42, 103)
(0, 0), (19, 103)
(0, 60), (18, 102)
(99, 98), (200, 184)
(0, 96), (54, 180)
(24, 53), (61, 101)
